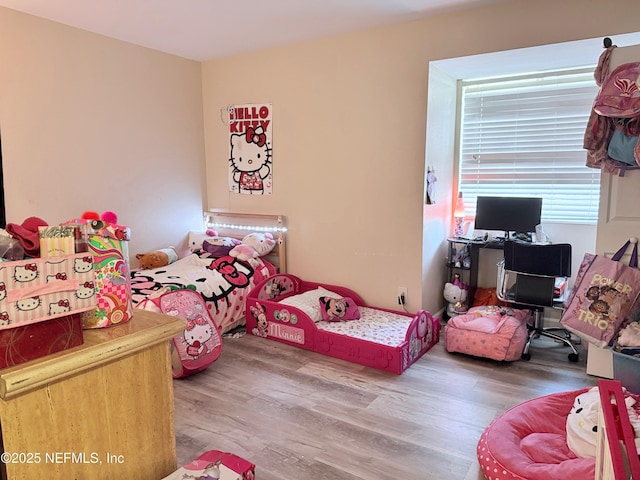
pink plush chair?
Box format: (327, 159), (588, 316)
(444, 306), (529, 361)
(477, 389), (594, 480)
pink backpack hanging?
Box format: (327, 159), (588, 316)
(140, 289), (222, 378)
(593, 62), (640, 119)
(593, 60), (640, 167)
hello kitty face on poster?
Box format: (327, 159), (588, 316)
(0, 312), (10, 326)
(76, 281), (96, 300)
(74, 256), (93, 274)
(0, 282), (6, 302)
(229, 126), (272, 194)
(16, 297), (40, 312)
(184, 316), (213, 357)
(49, 299), (71, 315)
(14, 264), (38, 283)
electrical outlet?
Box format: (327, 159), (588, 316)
(397, 287), (408, 305)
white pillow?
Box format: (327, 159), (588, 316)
(187, 231), (211, 252)
(279, 287), (343, 322)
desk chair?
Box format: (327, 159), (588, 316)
(497, 241), (580, 362)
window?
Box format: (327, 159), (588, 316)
(458, 68), (600, 224)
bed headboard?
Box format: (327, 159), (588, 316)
(203, 211), (287, 273)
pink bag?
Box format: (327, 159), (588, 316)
(139, 289), (222, 378)
(560, 240), (640, 347)
(593, 62), (640, 119)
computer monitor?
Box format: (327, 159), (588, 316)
(474, 196), (542, 235)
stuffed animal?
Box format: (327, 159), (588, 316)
(443, 277), (468, 317)
(229, 232), (276, 265)
(136, 247), (178, 269)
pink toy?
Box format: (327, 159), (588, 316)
(246, 273), (440, 374)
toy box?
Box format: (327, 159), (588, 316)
(0, 253), (96, 329)
(0, 313), (83, 368)
(162, 450), (255, 480)
(612, 348), (640, 394)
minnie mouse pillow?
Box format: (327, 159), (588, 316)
(318, 296), (360, 322)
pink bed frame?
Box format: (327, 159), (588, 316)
(245, 274), (441, 374)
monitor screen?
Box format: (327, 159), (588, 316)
(474, 196), (542, 234)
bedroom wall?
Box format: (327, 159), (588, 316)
(202, 0), (640, 313)
(0, 7), (206, 260)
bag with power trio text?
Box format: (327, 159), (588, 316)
(560, 240), (640, 348)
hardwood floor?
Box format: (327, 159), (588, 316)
(173, 325), (599, 480)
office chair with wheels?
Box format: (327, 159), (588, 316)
(497, 240), (580, 362)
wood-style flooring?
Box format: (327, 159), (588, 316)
(173, 324), (599, 480)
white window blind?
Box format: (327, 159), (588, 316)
(459, 68), (601, 224)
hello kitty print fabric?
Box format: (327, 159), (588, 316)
(0, 253), (96, 328)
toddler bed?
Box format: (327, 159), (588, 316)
(245, 273), (441, 374)
(131, 212), (286, 334)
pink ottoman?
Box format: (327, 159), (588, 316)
(444, 306), (529, 361)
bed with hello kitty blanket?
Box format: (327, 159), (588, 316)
(246, 274), (441, 374)
(130, 229), (280, 335)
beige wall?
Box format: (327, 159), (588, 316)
(203, 0), (640, 313)
(1, 0), (638, 314)
(0, 7), (206, 260)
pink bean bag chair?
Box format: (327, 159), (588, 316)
(477, 389), (594, 480)
(444, 306), (529, 361)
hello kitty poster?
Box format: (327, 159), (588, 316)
(228, 103), (273, 195)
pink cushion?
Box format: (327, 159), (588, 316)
(444, 306), (529, 361)
(477, 389), (595, 480)
(318, 296), (360, 322)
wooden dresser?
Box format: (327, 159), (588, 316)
(0, 310), (185, 480)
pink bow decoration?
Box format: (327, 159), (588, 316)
(453, 277), (469, 290)
(186, 316), (208, 330)
(245, 126), (266, 147)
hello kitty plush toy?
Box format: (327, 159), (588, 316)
(443, 276), (469, 317)
(229, 232), (276, 266)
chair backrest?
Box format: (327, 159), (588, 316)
(503, 241), (572, 277)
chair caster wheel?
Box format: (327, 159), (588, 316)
(521, 352), (531, 361)
(568, 353), (579, 362)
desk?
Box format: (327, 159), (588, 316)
(0, 310), (185, 480)
(447, 238), (505, 306)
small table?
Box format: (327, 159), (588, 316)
(0, 310), (185, 480)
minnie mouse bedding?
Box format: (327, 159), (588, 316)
(130, 251), (276, 334)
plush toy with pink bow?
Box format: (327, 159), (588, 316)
(443, 275), (469, 317)
(229, 232), (276, 267)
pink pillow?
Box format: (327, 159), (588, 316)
(318, 296), (360, 322)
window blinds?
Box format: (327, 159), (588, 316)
(459, 68), (600, 224)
